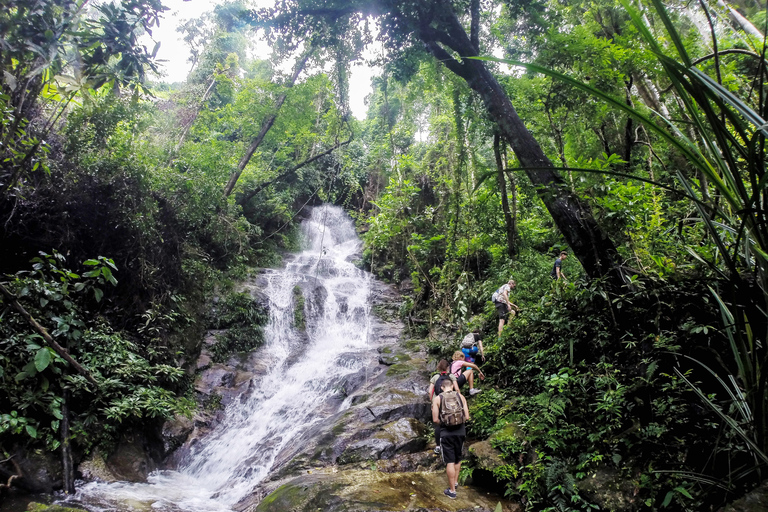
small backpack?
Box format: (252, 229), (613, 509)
(434, 374), (452, 398)
(439, 390), (465, 426)
(461, 333), (477, 348)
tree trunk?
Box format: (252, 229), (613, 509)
(419, 3), (626, 286)
(61, 389), (74, 494)
(223, 50), (311, 197)
(494, 132), (516, 258)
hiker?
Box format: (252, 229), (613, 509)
(460, 332), (484, 363)
(492, 278), (519, 336)
(450, 351), (485, 396)
(551, 251), (568, 281)
(427, 359), (460, 400)
(427, 359), (461, 454)
(432, 376), (470, 499)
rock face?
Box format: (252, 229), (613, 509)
(723, 480), (768, 512)
(249, 469), (514, 512)
(104, 434), (158, 483)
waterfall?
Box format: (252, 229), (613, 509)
(70, 205), (374, 512)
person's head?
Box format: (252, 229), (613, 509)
(560, 251), (568, 259)
(508, 278), (516, 288)
(441, 377), (455, 392)
(452, 351), (465, 361)
(436, 359), (450, 373)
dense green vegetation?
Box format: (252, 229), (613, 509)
(1, 0), (767, 510)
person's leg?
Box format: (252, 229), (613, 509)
(497, 318), (504, 335)
(446, 463), (457, 492)
(454, 461), (461, 489)
(464, 368), (474, 389)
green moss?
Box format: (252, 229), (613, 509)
(402, 339), (425, 351)
(386, 363), (413, 376)
(293, 286), (306, 330)
(27, 503), (85, 512)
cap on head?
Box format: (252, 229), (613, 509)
(560, 251), (568, 257)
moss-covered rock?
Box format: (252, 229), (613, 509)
(27, 502), (85, 512)
(249, 469), (517, 512)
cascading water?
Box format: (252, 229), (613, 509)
(69, 205), (374, 512)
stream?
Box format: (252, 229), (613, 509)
(63, 205), (376, 512)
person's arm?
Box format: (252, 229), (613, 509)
(460, 394), (470, 421)
(427, 383), (435, 400)
(452, 379), (460, 393)
(463, 361), (485, 379)
(432, 395), (441, 423)
(478, 340), (485, 361)
(502, 290), (513, 310)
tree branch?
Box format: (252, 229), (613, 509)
(0, 282), (98, 387)
(237, 135), (353, 205)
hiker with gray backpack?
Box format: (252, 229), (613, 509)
(432, 376), (470, 499)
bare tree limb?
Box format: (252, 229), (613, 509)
(237, 135), (353, 205)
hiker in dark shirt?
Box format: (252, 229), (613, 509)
(432, 377), (470, 500)
(550, 251), (568, 281)
(427, 359), (460, 455)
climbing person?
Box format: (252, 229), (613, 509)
(450, 351), (485, 396)
(428, 359), (460, 400)
(432, 376), (470, 500)
(492, 278), (519, 336)
(427, 359), (461, 455)
(551, 251), (568, 281)
(460, 332), (484, 364)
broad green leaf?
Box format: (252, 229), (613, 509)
(35, 348), (52, 372)
(25, 425), (38, 438)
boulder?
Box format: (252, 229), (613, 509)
(724, 480), (768, 512)
(105, 435), (157, 483)
(77, 449), (118, 483)
(469, 441), (506, 473)
(160, 414), (194, 457)
(12, 447), (62, 493)
(240, 469), (518, 512)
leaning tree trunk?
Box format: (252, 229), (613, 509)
(494, 132), (517, 258)
(417, 2), (626, 287)
(223, 50), (311, 197)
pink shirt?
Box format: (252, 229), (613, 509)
(450, 360), (465, 377)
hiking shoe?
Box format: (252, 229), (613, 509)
(469, 388), (482, 396)
(433, 445), (441, 454)
(444, 488), (457, 499)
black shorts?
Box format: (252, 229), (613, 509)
(494, 301), (508, 319)
(456, 373), (467, 387)
(440, 434), (465, 464)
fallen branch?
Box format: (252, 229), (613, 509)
(0, 282), (98, 387)
(0, 455), (22, 493)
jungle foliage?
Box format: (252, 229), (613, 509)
(1, 0), (767, 510)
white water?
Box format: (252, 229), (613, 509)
(69, 205), (374, 512)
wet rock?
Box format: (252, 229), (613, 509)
(26, 503), (85, 512)
(378, 352), (412, 366)
(161, 414), (194, 456)
(337, 438), (393, 464)
(376, 451), (442, 473)
(12, 447), (62, 493)
(77, 449), (118, 483)
(105, 435), (157, 483)
(724, 480), (768, 512)
(469, 441), (505, 473)
(240, 469), (517, 512)
(366, 390), (430, 422)
(576, 467), (638, 512)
